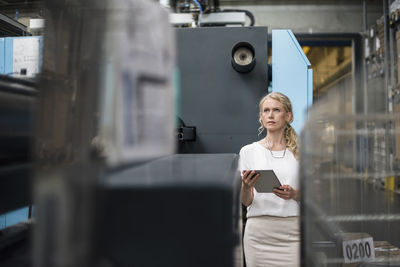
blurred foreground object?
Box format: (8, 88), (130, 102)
(96, 154), (242, 267)
(34, 0), (174, 266)
(300, 89), (400, 266)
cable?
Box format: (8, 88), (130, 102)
(220, 9), (255, 26)
(192, 0), (203, 26)
(192, 0), (203, 12)
(176, 116), (186, 127)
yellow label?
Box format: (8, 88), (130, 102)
(384, 176), (395, 191)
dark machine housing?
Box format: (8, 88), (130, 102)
(176, 27), (269, 154)
(96, 154), (241, 267)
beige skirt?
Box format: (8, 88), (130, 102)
(243, 216), (300, 267)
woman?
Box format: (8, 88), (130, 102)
(240, 92), (300, 267)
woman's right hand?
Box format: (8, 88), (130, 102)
(241, 170), (260, 190)
(241, 170), (259, 206)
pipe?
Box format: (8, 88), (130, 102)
(363, 0), (368, 115)
(384, 0), (390, 114)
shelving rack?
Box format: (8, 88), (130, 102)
(301, 1), (400, 266)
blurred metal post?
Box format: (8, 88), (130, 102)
(33, 0), (175, 266)
(33, 1), (108, 267)
(384, 0), (390, 114)
(363, 0), (368, 114)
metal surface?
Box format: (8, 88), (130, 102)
(363, 0), (368, 114)
(389, 0), (396, 104)
(0, 76), (36, 214)
(200, 12), (246, 26)
(0, 220), (32, 267)
(176, 26), (269, 154)
(363, 0), (367, 33)
(271, 29), (312, 133)
(104, 153), (239, 186)
(97, 154), (242, 267)
(170, 13), (194, 26)
(0, 75), (36, 264)
(384, 0), (390, 114)
(352, 34), (365, 115)
(222, 2), (383, 33)
(0, 13), (28, 37)
(0, 38), (4, 73)
(0, 165), (32, 215)
(0, 207), (30, 229)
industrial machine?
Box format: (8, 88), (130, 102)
(167, 0), (255, 27)
(96, 154), (242, 267)
(0, 75), (36, 266)
(0, 16), (40, 267)
(175, 26), (269, 153)
(0, 36), (42, 77)
(0, 35), (42, 232)
(176, 27), (312, 153)
(0, 76), (35, 214)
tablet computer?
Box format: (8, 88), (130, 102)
(252, 170), (281, 193)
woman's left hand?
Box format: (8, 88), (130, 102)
(273, 184), (298, 200)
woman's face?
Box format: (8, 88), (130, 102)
(260, 97), (292, 133)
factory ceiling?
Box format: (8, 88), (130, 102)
(0, 0), (381, 12)
(0, 0), (383, 18)
(0, 0), (42, 14)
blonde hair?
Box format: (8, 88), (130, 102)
(258, 92), (298, 159)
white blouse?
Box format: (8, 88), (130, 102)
(239, 142), (300, 218)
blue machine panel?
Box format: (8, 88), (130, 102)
(0, 38), (4, 74)
(272, 29), (313, 134)
(5, 37), (13, 76)
(4, 36), (43, 77)
(0, 208), (29, 230)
